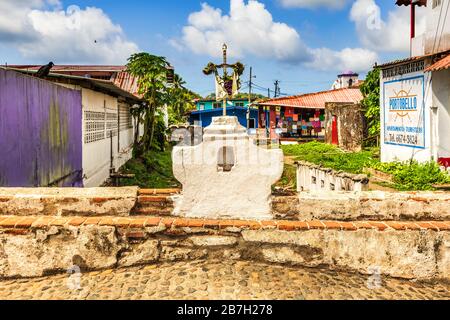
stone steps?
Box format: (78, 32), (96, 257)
(132, 189), (180, 216)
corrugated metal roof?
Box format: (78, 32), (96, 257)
(378, 49), (450, 69)
(3, 67), (142, 103)
(8, 65), (126, 72)
(8, 65), (142, 97)
(257, 87), (363, 109)
(425, 54), (450, 72)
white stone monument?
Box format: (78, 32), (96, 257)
(172, 116), (284, 220)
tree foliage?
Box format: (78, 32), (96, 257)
(126, 53), (171, 154)
(167, 74), (199, 125)
(360, 68), (381, 138)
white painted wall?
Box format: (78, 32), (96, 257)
(433, 69), (450, 159)
(380, 70), (433, 163)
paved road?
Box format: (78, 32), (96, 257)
(1, 260), (449, 300)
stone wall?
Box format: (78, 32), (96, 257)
(325, 102), (365, 152)
(296, 161), (369, 192)
(0, 215), (449, 281)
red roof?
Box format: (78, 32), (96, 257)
(425, 54), (450, 72)
(258, 87), (363, 109)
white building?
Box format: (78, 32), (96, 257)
(12, 67), (144, 187)
(331, 71), (360, 90)
(379, 0), (450, 166)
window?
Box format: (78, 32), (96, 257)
(84, 111), (105, 143)
(119, 104), (132, 131)
(199, 103), (205, 110)
(235, 102), (245, 107)
(249, 118), (256, 129)
(213, 102), (221, 109)
(106, 112), (118, 137)
(433, 0), (442, 8)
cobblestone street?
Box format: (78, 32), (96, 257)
(1, 260), (449, 300)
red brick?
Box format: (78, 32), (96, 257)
(4, 229), (29, 235)
(139, 188), (180, 195)
(113, 218), (132, 228)
(144, 217), (162, 227)
(401, 222), (422, 230)
(353, 222), (374, 230)
(67, 217), (87, 227)
(417, 222), (439, 231)
(185, 219), (205, 228)
(0, 217), (22, 228)
(129, 218), (148, 228)
(31, 216), (56, 228)
(50, 217), (70, 227)
(173, 218), (189, 228)
(339, 222), (357, 231)
(308, 221), (326, 229)
(160, 217), (175, 228)
(386, 221), (408, 230)
(83, 217), (102, 225)
(278, 221), (298, 231)
(138, 196), (169, 203)
(98, 217), (116, 226)
(323, 221), (342, 230)
(428, 222), (450, 231)
(261, 220), (278, 229)
(368, 221), (389, 231)
(203, 219), (220, 228)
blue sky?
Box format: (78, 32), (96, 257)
(0, 0), (419, 97)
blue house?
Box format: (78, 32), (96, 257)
(189, 98), (262, 128)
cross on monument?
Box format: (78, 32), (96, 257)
(203, 44), (244, 116)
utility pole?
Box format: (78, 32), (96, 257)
(274, 80), (280, 98)
(267, 88), (270, 99)
(247, 67), (255, 129)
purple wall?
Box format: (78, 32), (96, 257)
(0, 69), (83, 187)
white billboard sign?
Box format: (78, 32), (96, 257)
(383, 75), (425, 149)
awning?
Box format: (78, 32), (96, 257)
(425, 54), (450, 72)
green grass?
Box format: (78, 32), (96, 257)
(282, 141), (450, 191)
(119, 147), (180, 189)
(282, 141), (374, 174)
(274, 163), (297, 191)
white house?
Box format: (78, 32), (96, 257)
(11, 66), (144, 187)
(379, 0), (450, 167)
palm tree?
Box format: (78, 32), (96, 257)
(126, 53), (171, 154)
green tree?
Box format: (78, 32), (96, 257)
(168, 74), (199, 125)
(360, 68), (381, 140)
(126, 53), (171, 154)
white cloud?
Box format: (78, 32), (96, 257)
(307, 47), (378, 72)
(174, 0), (310, 63)
(173, 0), (377, 73)
(278, 0), (349, 9)
(350, 0), (426, 53)
(0, 0), (139, 64)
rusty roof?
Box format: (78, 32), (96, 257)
(3, 67), (142, 103)
(7, 65), (142, 97)
(396, 0), (427, 6)
(257, 87), (363, 109)
(425, 54), (450, 72)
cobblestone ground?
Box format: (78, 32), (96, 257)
(1, 260), (449, 300)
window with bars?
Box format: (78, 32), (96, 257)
(106, 112), (118, 137)
(382, 60), (424, 78)
(119, 104), (133, 131)
(84, 111), (106, 143)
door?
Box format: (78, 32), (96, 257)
(332, 115), (338, 145)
